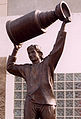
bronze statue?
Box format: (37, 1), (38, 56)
(6, 1), (71, 119)
(7, 18), (70, 119)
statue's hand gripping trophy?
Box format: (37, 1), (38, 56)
(6, 1), (71, 45)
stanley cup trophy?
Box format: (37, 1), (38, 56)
(6, 1), (71, 45)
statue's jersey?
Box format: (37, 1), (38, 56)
(7, 30), (66, 105)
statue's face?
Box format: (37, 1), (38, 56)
(27, 47), (41, 63)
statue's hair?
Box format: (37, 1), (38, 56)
(27, 45), (44, 60)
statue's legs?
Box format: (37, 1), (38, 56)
(24, 97), (56, 119)
(40, 105), (56, 119)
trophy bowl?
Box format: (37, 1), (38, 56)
(55, 1), (71, 21)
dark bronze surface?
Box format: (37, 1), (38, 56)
(55, 1), (71, 21)
(6, 10), (58, 45)
(7, 20), (70, 119)
(6, 1), (71, 45)
(6, 1), (71, 118)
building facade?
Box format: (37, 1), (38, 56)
(0, 0), (81, 119)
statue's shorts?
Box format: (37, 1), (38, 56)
(24, 97), (56, 119)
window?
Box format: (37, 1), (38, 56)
(14, 73), (81, 119)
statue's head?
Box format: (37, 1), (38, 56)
(27, 45), (43, 63)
